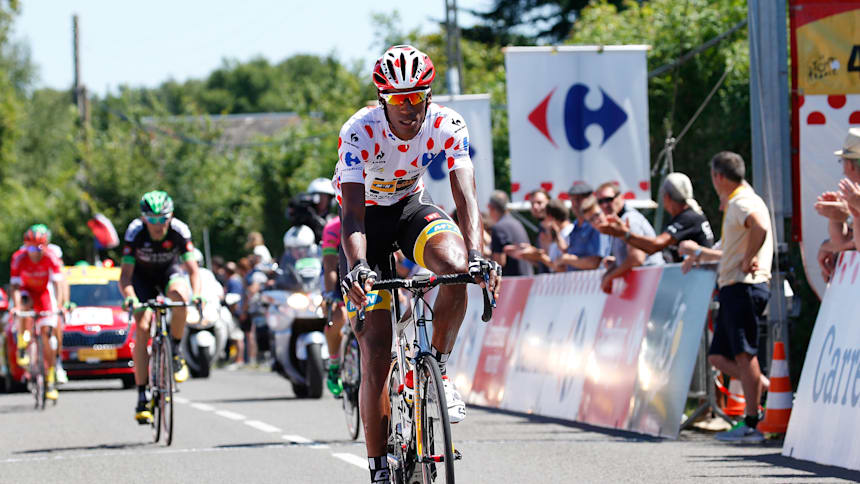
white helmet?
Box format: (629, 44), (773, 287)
(283, 225), (316, 248)
(192, 248), (204, 263)
(307, 178), (335, 196)
(372, 45), (436, 91)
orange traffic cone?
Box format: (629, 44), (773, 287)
(758, 342), (793, 433)
(715, 375), (746, 416)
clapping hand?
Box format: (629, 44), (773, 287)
(838, 178), (860, 217)
(815, 191), (851, 221)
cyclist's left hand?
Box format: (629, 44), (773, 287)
(468, 250), (501, 301)
(192, 295), (206, 310)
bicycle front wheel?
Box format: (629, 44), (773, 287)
(150, 341), (162, 443)
(160, 336), (175, 446)
(416, 355), (455, 483)
(32, 338), (45, 410)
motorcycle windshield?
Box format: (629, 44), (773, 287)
(294, 257), (322, 292)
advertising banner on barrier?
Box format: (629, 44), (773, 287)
(504, 46), (650, 202)
(448, 264), (716, 438)
(424, 94), (494, 213)
(790, 1), (860, 296)
(783, 251), (860, 471)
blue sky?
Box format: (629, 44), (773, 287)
(12, 1), (485, 95)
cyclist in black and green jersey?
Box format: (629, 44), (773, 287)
(119, 190), (203, 424)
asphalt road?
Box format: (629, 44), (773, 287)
(1, 367), (858, 484)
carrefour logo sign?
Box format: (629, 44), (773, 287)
(812, 325), (860, 406)
(528, 83), (628, 151)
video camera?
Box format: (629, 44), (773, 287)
(286, 192), (325, 242)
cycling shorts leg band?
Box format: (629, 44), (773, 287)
(412, 219), (462, 269)
(344, 289), (392, 319)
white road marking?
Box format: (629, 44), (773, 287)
(245, 420), (281, 433)
(332, 453), (368, 469)
(174, 396), (190, 404)
(190, 402), (215, 412)
(215, 410), (246, 421)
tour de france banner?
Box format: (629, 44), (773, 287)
(447, 264), (715, 438)
(791, 1), (860, 296)
(425, 94), (494, 213)
(504, 46), (650, 202)
(784, 251), (860, 471)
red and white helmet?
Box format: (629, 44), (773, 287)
(372, 45), (436, 91)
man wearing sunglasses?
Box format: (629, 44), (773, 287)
(334, 44), (501, 483)
(119, 190), (202, 424)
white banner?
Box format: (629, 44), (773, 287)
(783, 251), (860, 471)
(424, 94), (494, 213)
(505, 46), (651, 202)
(797, 94), (860, 296)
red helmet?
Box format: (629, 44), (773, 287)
(372, 45), (435, 91)
(23, 224), (50, 246)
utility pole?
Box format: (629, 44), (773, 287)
(748, 1), (791, 371)
(72, 14), (89, 126)
(444, 0), (464, 95)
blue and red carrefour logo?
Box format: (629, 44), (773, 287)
(528, 84), (627, 151)
(427, 137), (475, 181)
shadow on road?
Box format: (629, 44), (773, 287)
(688, 453), (860, 481)
(0, 403), (39, 414)
(470, 404), (661, 443)
(15, 441), (148, 455)
(198, 395), (297, 404)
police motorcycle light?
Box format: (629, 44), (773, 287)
(287, 293), (311, 311)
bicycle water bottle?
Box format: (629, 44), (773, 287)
(404, 369), (415, 405)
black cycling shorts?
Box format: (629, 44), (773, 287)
(338, 190), (462, 315)
(132, 264), (187, 303)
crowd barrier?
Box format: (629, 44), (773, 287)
(784, 251), (860, 471)
(447, 263), (716, 438)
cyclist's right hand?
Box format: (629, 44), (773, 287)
(468, 250), (501, 301)
(124, 296), (139, 311)
(340, 259), (377, 308)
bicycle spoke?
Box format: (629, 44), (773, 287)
(417, 356), (455, 483)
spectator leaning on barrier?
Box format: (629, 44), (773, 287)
(554, 188), (606, 271)
(817, 128), (860, 281)
(505, 199), (573, 271)
(595, 181), (664, 293)
(680, 151), (773, 443)
(488, 190), (534, 277)
(527, 188), (552, 273)
(595, 172), (715, 263)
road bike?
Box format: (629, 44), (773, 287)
(324, 291), (362, 441)
(17, 310), (64, 410)
(361, 269), (494, 484)
(132, 298), (199, 446)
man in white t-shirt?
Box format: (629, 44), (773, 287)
(505, 199), (573, 271)
(680, 151), (773, 443)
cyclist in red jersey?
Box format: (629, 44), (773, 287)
(335, 45), (501, 482)
(10, 224), (66, 401)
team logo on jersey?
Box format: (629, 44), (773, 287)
(424, 212), (441, 222)
(350, 132), (359, 143)
(162, 240), (174, 250)
(370, 179), (396, 194)
(344, 152), (362, 167)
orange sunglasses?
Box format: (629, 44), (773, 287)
(381, 89), (430, 106)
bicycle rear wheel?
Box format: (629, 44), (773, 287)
(341, 332), (361, 440)
(150, 341), (162, 443)
(160, 335), (175, 446)
(416, 355), (455, 483)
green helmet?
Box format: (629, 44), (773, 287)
(139, 190), (174, 216)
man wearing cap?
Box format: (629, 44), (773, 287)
(553, 183), (608, 271)
(595, 173), (715, 263)
(815, 127), (860, 281)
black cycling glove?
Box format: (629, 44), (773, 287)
(340, 259), (377, 297)
(468, 250), (499, 279)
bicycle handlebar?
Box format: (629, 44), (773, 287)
(356, 272), (495, 330)
(14, 310), (64, 318)
(129, 299), (201, 311)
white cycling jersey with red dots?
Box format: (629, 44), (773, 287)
(333, 103), (472, 206)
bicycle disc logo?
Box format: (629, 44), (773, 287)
(528, 83), (628, 151)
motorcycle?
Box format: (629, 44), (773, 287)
(263, 255), (328, 398)
(180, 269), (232, 378)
